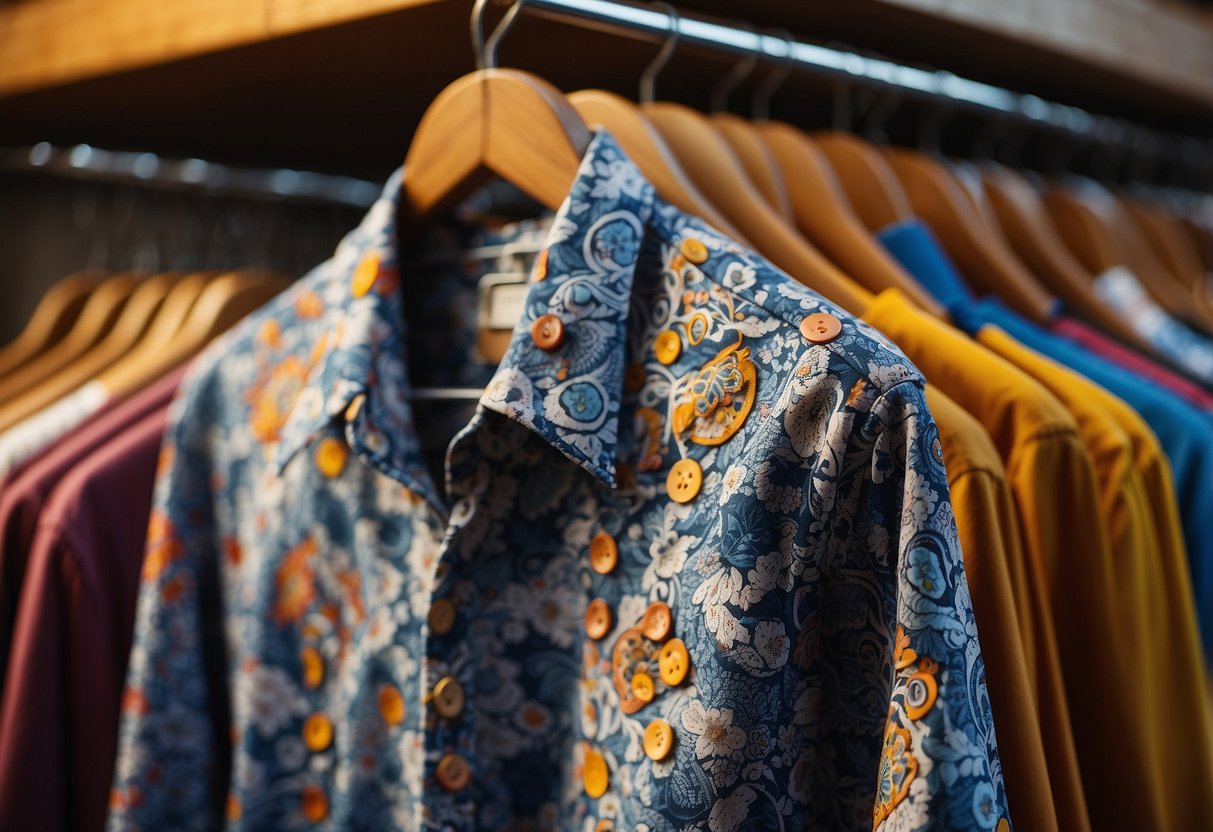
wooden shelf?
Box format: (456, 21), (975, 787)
(0, 0), (1210, 177)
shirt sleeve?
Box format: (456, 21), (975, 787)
(865, 379), (1010, 832)
(108, 378), (231, 831)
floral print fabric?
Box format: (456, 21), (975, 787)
(109, 131), (1007, 831)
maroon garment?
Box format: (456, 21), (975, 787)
(0, 408), (167, 832)
(1051, 316), (1213, 410)
(0, 366), (184, 700)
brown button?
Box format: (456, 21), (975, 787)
(428, 598), (456, 636)
(654, 330), (682, 365)
(666, 459), (703, 504)
(799, 312), (842, 344)
(302, 713), (334, 751)
(585, 598), (613, 640)
(301, 784), (329, 822)
(432, 676), (465, 720)
(533, 248), (549, 281)
(531, 314), (566, 350)
(300, 647), (325, 690)
(589, 530), (619, 575)
(583, 748), (609, 798)
(631, 671), (655, 704)
(680, 238), (709, 265)
(659, 638), (690, 686)
(643, 719), (674, 761)
(641, 601), (673, 641)
(378, 683), (406, 726)
(624, 363), (647, 393)
(436, 752), (471, 792)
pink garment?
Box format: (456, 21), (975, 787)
(1052, 316), (1213, 410)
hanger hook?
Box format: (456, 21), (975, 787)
(639, 2), (680, 104)
(472, 0), (527, 71)
(752, 29), (796, 120)
(709, 27), (760, 113)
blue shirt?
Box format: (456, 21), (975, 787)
(108, 133), (1007, 832)
(879, 220), (1213, 652)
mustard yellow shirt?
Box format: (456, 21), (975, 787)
(977, 325), (1213, 829)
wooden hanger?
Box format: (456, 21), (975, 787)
(1039, 187), (1120, 273)
(1178, 217), (1213, 272)
(1123, 200), (1206, 292)
(0, 273), (101, 382)
(643, 101), (870, 314)
(709, 113), (793, 221)
(0, 273), (139, 406)
(811, 131), (914, 232)
(0, 273), (179, 432)
(883, 148), (1055, 322)
(979, 164), (1162, 354)
(753, 121), (944, 315)
(98, 271), (289, 400)
(567, 89), (747, 242)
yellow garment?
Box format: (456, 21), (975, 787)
(922, 387), (1060, 832)
(978, 325), (1213, 829)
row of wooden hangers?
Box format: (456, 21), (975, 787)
(0, 270), (287, 433)
(402, 0), (1213, 375)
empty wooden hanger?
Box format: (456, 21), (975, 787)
(711, 113), (794, 221)
(0, 273), (100, 382)
(883, 148), (1055, 322)
(812, 132), (915, 233)
(0, 273), (139, 406)
(0, 272), (180, 432)
(1123, 200), (1207, 294)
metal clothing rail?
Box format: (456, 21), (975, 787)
(511, 0), (1210, 167)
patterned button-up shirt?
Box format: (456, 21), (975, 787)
(109, 131), (1007, 832)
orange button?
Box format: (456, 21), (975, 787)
(583, 748), (609, 798)
(432, 676), (465, 720)
(436, 752), (471, 792)
(680, 238), (709, 265)
(631, 671), (655, 704)
(428, 598), (456, 636)
(585, 598), (613, 640)
(378, 683), (405, 726)
(595, 820), (614, 832)
(799, 312), (842, 344)
(589, 530), (619, 575)
(641, 601), (673, 641)
(300, 647), (324, 690)
(666, 459), (702, 503)
(643, 719), (674, 761)
(302, 713), (334, 751)
(533, 248), (549, 281)
(654, 330), (682, 365)
(351, 253), (380, 298)
(531, 314), (566, 350)
(659, 639), (690, 686)
(624, 363), (647, 393)
(301, 784), (329, 822)
(314, 437), (348, 478)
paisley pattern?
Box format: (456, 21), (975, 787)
(109, 131), (1006, 832)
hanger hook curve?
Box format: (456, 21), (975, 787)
(710, 26), (760, 113)
(639, 2), (680, 104)
(472, 0), (527, 71)
(752, 29), (796, 121)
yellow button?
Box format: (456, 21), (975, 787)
(531, 314), (566, 350)
(595, 820), (614, 832)
(436, 752), (471, 792)
(659, 638), (690, 686)
(583, 748), (609, 798)
(654, 330), (682, 365)
(314, 437), (348, 478)
(624, 363), (647, 393)
(631, 671), (655, 704)
(352, 253), (381, 298)
(301, 784), (329, 822)
(641, 601), (673, 642)
(589, 530), (619, 575)
(585, 598), (613, 640)
(643, 719), (674, 761)
(302, 713), (334, 751)
(432, 676), (465, 720)
(680, 238), (709, 265)
(428, 598), (456, 636)
(378, 683), (405, 726)
(300, 647), (324, 690)
(799, 312), (842, 344)
(533, 248), (549, 281)
(666, 459), (703, 504)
